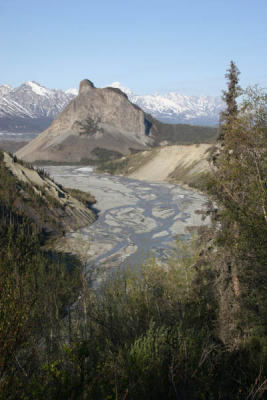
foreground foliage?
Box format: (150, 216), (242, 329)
(1, 236), (266, 399)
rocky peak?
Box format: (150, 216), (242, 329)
(16, 79), (155, 163)
(106, 86), (128, 100)
(79, 79), (95, 94)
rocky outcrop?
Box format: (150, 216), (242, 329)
(16, 80), (154, 162)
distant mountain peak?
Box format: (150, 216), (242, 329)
(65, 88), (78, 96)
(0, 81), (77, 132)
(110, 82), (223, 126)
(23, 81), (51, 96)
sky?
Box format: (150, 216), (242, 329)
(0, 0), (266, 96)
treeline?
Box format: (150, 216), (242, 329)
(0, 64), (266, 399)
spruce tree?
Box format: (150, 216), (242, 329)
(219, 60), (241, 142)
(211, 63), (267, 346)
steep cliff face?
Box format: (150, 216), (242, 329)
(16, 80), (153, 162)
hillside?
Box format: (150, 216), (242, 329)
(97, 144), (212, 188)
(0, 149), (97, 398)
(0, 150), (96, 237)
(16, 79), (218, 163)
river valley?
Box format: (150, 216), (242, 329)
(44, 166), (210, 285)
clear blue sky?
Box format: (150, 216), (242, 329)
(0, 0), (266, 95)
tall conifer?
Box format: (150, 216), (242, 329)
(219, 61), (241, 142)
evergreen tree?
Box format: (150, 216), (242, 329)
(211, 74), (267, 346)
(219, 60), (241, 142)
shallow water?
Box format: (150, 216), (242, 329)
(44, 166), (210, 283)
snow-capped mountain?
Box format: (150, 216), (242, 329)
(110, 82), (224, 126)
(0, 81), (77, 133)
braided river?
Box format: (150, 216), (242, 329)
(44, 166), (210, 285)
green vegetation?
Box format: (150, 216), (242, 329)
(148, 114), (218, 145)
(2, 238), (265, 399)
(0, 216), (83, 399)
(96, 156), (130, 174)
(207, 79), (267, 347)
(0, 152), (94, 236)
(0, 151), (84, 399)
(34, 159), (95, 166)
(0, 64), (266, 399)
(219, 60), (241, 142)
(66, 187), (96, 208)
(168, 161), (212, 190)
(91, 147), (123, 161)
(76, 116), (103, 136)
(34, 147), (124, 166)
(0, 152), (64, 236)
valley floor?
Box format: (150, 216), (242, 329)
(44, 165), (210, 286)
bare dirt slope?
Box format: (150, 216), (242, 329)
(128, 144), (211, 182)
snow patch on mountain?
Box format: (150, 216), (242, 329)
(0, 84), (13, 96)
(65, 88), (78, 96)
(24, 81), (51, 97)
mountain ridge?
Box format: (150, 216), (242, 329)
(16, 79), (218, 163)
(109, 82), (224, 126)
(0, 81), (77, 133)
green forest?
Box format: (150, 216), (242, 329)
(0, 63), (266, 399)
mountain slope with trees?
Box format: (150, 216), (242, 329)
(0, 150), (97, 398)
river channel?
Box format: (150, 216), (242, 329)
(44, 166), (210, 285)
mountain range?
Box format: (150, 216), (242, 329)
(0, 81), (77, 133)
(0, 81), (223, 134)
(110, 82), (224, 126)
